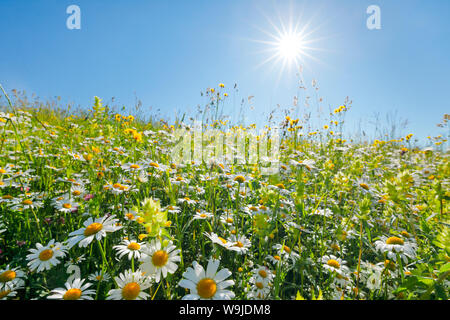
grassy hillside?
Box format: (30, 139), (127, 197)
(0, 89), (449, 300)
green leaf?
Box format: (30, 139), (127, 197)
(439, 262), (450, 274)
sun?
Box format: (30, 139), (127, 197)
(248, 5), (325, 80)
(276, 31), (305, 63)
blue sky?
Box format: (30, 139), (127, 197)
(1, 0), (449, 143)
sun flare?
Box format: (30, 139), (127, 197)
(277, 31), (305, 62)
(250, 8), (324, 81)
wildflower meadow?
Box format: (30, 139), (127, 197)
(0, 84), (448, 301)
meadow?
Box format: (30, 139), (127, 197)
(0, 85), (449, 300)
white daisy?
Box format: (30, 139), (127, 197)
(251, 265), (274, 286)
(179, 258), (235, 300)
(204, 232), (232, 249)
(247, 275), (272, 300)
(26, 239), (68, 272)
(192, 211), (214, 221)
(139, 239), (181, 283)
(374, 235), (416, 263)
(273, 243), (300, 262)
(107, 269), (152, 300)
(321, 255), (350, 277)
(67, 214), (122, 248)
(113, 239), (148, 261)
(0, 265), (26, 291)
(54, 197), (78, 213)
(47, 278), (95, 300)
(227, 234), (251, 255)
(88, 270), (111, 283)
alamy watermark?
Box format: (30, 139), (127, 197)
(66, 5), (81, 30)
(169, 122), (281, 175)
(367, 5), (381, 30)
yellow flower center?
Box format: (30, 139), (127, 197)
(152, 250), (169, 267)
(127, 242), (141, 251)
(72, 190), (81, 196)
(39, 249), (54, 261)
(0, 289), (11, 299)
(63, 288), (82, 300)
(255, 282), (264, 289)
(2, 195), (13, 199)
(386, 237), (404, 245)
(273, 255), (281, 261)
(327, 259), (340, 269)
(0, 181), (4, 186)
(63, 203), (72, 209)
(226, 218), (233, 223)
(218, 237), (227, 245)
(130, 164), (140, 169)
(200, 214), (207, 218)
(149, 162), (159, 168)
(283, 245), (291, 254)
(235, 241), (244, 248)
(196, 278), (217, 299)
(331, 244), (340, 251)
(258, 270), (268, 278)
(401, 231), (410, 238)
(84, 223), (103, 236)
(0, 270), (16, 283)
(122, 282), (141, 300)
(0, 169), (6, 174)
(359, 183), (369, 190)
(22, 199), (33, 205)
(275, 183), (285, 189)
(234, 175), (245, 183)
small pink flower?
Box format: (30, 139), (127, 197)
(84, 194), (94, 201)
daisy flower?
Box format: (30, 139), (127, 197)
(219, 214), (237, 227)
(374, 235), (416, 263)
(139, 239), (181, 283)
(247, 275), (272, 300)
(192, 210), (214, 221)
(165, 205), (181, 215)
(54, 197), (78, 213)
(0, 265), (26, 291)
(47, 278), (95, 300)
(9, 197), (44, 211)
(113, 239), (148, 261)
(273, 243), (300, 262)
(67, 214), (122, 248)
(88, 271), (111, 283)
(121, 162), (145, 172)
(70, 184), (86, 198)
(178, 197), (198, 206)
(227, 234), (251, 255)
(107, 270), (152, 300)
(178, 258), (235, 300)
(26, 239), (68, 272)
(321, 255), (351, 277)
(251, 265), (274, 286)
(0, 283), (22, 300)
(204, 232), (232, 249)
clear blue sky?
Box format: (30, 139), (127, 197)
(1, 0), (449, 143)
